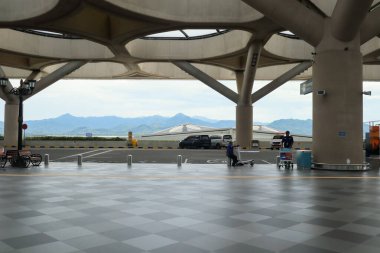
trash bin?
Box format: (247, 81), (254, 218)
(296, 150), (312, 169)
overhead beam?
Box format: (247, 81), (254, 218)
(242, 0), (324, 46)
(24, 61), (87, 100)
(173, 61), (239, 103)
(0, 66), (16, 102)
(251, 61), (313, 103)
(331, 0), (373, 42)
(25, 70), (41, 81)
(361, 6), (380, 43)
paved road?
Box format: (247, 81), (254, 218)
(32, 148), (280, 164)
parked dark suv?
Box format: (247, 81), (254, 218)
(179, 135), (211, 149)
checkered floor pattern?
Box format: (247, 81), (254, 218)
(1, 162), (380, 252)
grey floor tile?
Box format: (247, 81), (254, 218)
(4, 211), (45, 219)
(268, 229), (315, 243)
(246, 236), (296, 252)
(142, 212), (176, 221)
(112, 216), (154, 226)
(287, 223), (333, 235)
(237, 222), (279, 234)
(83, 221), (125, 233)
(339, 223), (380, 236)
(280, 244), (339, 253)
(17, 215), (59, 226)
(18, 241), (78, 253)
(133, 221), (178, 233)
(307, 205), (341, 213)
(366, 237), (380, 248)
(354, 217), (380, 227)
(306, 218), (346, 228)
(150, 242), (208, 253)
(84, 242), (142, 253)
(64, 234), (116, 250)
(304, 235), (358, 252)
(212, 228), (260, 242)
(251, 208), (288, 217)
(100, 227), (147, 241)
(209, 217), (251, 228)
(347, 244), (380, 253)
(186, 222), (231, 234)
(3, 233), (57, 249)
(123, 234), (177, 251)
(31, 221), (73, 233)
(161, 217), (203, 227)
(0, 241), (14, 253)
(258, 218), (298, 228)
(215, 243), (275, 253)
(0, 225), (40, 240)
(184, 235), (235, 251)
(158, 227), (206, 242)
(46, 227), (94, 241)
(322, 229), (372, 243)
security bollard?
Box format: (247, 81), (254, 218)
(44, 154), (49, 166)
(127, 155), (132, 166)
(78, 154), (82, 166)
(177, 155), (182, 167)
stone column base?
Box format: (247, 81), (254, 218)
(312, 163), (370, 171)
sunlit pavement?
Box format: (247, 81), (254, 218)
(1, 163), (380, 253)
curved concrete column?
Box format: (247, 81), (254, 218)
(240, 41), (262, 106)
(4, 103), (19, 148)
(331, 0), (373, 42)
(235, 71), (244, 95)
(235, 42), (262, 148)
(236, 104), (252, 148)
(313, 38), (363, 166)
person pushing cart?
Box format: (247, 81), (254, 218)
(278, 131), (294, 169)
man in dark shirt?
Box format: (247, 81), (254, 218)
(281, 131), (294, 148)
(226, 141), (238, 166)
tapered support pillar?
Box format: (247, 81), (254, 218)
(4, 103), (19, 148)
(236, 105), (253, 149)
(312, 35), (367, 170)
(235, 41), (262, 148)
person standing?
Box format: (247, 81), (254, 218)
(281, 131), (294, 148)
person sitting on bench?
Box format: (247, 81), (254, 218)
(226, 141), (238, 166)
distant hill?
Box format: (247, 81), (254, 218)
(267, 119), (313, 136)
(0, 114), (369, 137)
(13, 113), (236, 136)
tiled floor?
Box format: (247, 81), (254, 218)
(1, 162), (380, 252)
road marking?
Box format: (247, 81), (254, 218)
(261, 160), (272, 164)
(83, 150), (113, 159)
(53, 149), (106, 161)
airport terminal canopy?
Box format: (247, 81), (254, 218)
(2, 0), (380, 169)
(0, 0), (377, 81)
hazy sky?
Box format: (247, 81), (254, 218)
(0, 79), (379, 123)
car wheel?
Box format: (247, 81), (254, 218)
(216, 144), (221, 149)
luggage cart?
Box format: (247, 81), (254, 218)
(235, 147), (256, 167)
(278, 148), (293, 169)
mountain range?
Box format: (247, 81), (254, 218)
(0, 113), (368, 137)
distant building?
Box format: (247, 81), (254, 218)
(140, 124), (312, 148)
